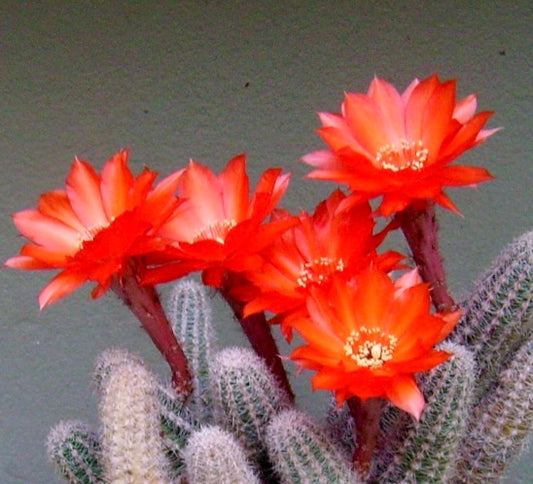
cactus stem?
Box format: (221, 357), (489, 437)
(396, 201), (457, 313)
(110, 260), (192, 396)
(348, 396), (384, 479)
(221, 289), (295, 402)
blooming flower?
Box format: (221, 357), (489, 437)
(289, 268), (461, 419)
(5, 149), (182, 308)
(143, 154), (295, 288)
(302, 74), (498, 216)
(242, 189), (404, 340)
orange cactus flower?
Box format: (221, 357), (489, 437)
(289, 268), (461, 419)
(143, 154), (295, 288)
(242, 189), (404, 340)
(5, 149), (183, 308)
(302, 74), (498, 216)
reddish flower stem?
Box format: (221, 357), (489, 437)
(111, 261), (192, 397)
(221, 290), (295, 403)
(348, 397), (384, 479)
(396, 202), (457, 313)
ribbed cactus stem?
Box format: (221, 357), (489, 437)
(210, 347), (292, 472)
(97, 351), (172, 484)
(266, 409), (362, 484)
(157, 382), (199, 477)
(451, 230), (533, 403)
(183, 426), (262, 484)
(453, 338), (533, 483)
(47, 421), (103, 484)
(374, 343), (476, 483)
(167, 278), (216, 421)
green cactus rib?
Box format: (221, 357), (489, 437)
(451, 230), (533, 403)
(373, 343), (476, 484)
(183, 426), (262, 484)
(167, 278), (216, 421)
(47, 421), (103, 484)
(266, 409), (361, 484)
(209, 346), (292, 474)
(453, 338), (533, 484)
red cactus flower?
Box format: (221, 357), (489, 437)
(289, 268), (461, 419)
(144, 154), (295, 288)
(242, 190), (404, 340)
(302, 74), (498, 216)
(5, 149), (182, 308)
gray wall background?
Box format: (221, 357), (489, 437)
(1, 1), (531, 482)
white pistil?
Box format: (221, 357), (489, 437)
(344, 327), (398, 369)
(376, 139), (428, 172)
(296, 257), (345, 288)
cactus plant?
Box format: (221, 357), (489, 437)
(47, 421), (103, 484)
(183, 426), (262, 484)
(266, 409), (361, 484)
(372, 342), (476, 483)
(167, 278), (216, 421)
(47, 227), (533, 484)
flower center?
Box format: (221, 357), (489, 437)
(77, 221), (111, 248)
(376, 139), (429, 172)
(296, 257), (345, 288)
(193, 219), (237, 244)
(344, 327), (398, 369)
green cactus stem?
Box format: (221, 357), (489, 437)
(47, 421), (103, 484)
(166, 278), (216, 421)
(451, 230), (533, 404)
(373, 342), (476, 483)
(183, 426), (262, 484)
(453, 338), (533, 483)
(266, 409), (361, 484)
(209, 347), (292, 474)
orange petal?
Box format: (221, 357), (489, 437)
(385, 375), (425, 420)
(13, 209), (80, 254)
(38, 271), (86, 309)
(38, 190), (85, 232)
(343, 93), (389, 155)
(100, 149), (135, 219)
(66, 158), (108, 229)
(368, 76), (406, 140)
(220, 154), (250, 222)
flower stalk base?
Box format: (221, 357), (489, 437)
(397, 202), (457, 313)
(111, 262), (192, 396)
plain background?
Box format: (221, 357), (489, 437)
(1, 1), (531, 482)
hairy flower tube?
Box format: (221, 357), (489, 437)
(241, 189), (404, 340)
(289, 268), (461, 419)
(5, 149), (182, 308)
(144, 154), (295, 289)
(302, 74), (498, 216)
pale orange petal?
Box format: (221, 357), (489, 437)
(100, 149), (135, 219)
(66, 158), (108, 228)
(13, 210), (80, 254)
(386, 375), (425, 420)
(38, 271), (86, 309)
(220, 154), (249, 221)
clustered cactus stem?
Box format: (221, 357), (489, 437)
(110, 260), (192, 396)
(396, 201), (457, 313)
